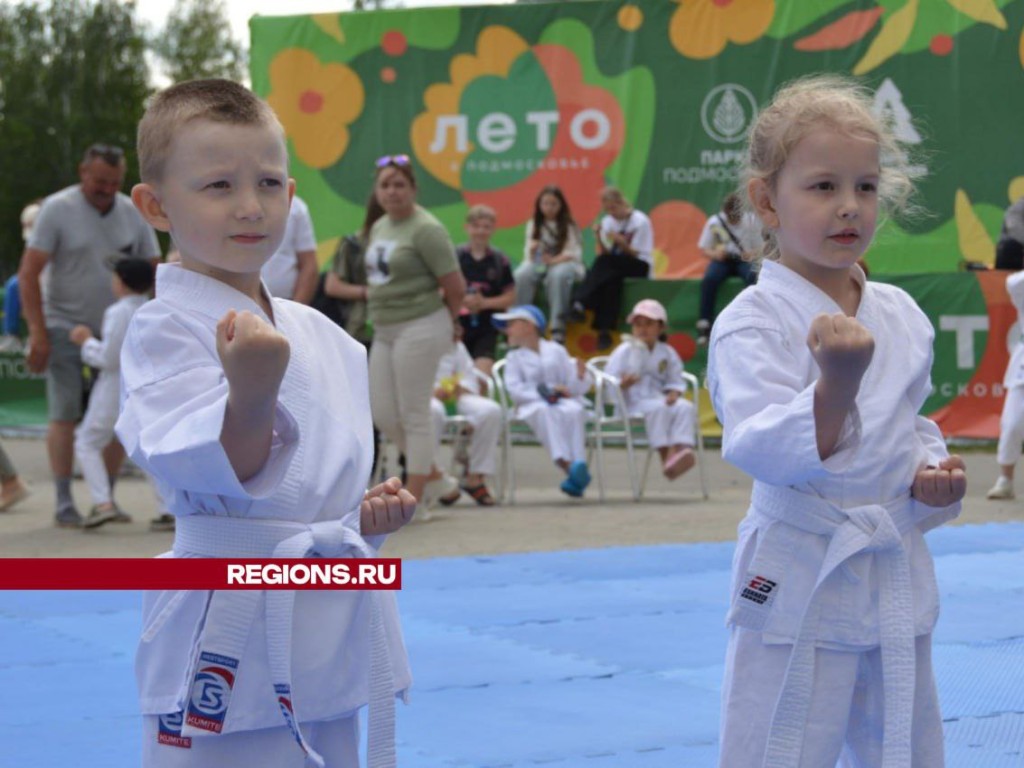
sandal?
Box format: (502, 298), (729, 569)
(461, 483), (496, 507)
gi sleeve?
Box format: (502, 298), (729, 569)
(504, 353), (542, 406)
(661, 346), (687, 394)
(709, 318), (860, 486)
(115, 312), (298, 500)
(80, 303), (130, 371)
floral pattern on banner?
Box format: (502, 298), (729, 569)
(267, 49), (364, 169)
(669, 0), (775, 60)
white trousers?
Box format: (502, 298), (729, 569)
(369, 308), (453, 475)
(996, 384), (1024, 466)
(74, 374), (120, 506)
(630, 396), (695, 449)
(518, 399), (587, 464)
(430, 394), (502, 475)
(718, 627), (944, 768)
(143, 713), (359, 767)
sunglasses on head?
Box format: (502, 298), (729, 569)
(85, 143), (125, 160)
(375, 154), (411, 168)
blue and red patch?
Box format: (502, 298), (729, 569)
(186, 651), (239, 733)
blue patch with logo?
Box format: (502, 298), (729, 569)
(186, 651), (238, 734)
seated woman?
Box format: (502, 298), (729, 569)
(512, 185), (584, 345)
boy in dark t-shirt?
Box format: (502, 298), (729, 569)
(457, 204), (515, 376)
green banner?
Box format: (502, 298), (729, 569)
(0, 273), (1012, 439)
(618, 270), (1011, 438)
(250, 0), (1024, 277)
(0, 352), (47, 429)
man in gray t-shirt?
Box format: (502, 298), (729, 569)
(18, 143), (160, 527)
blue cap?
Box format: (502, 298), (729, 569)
(492, 304), (546, 333)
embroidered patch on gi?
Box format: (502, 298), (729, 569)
(275, 683), (308, 753)
(740, 574), (778, 607)
(157, 711), (192, 748)
(186, 651), (238, 733)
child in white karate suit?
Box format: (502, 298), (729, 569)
(493, 305), (593, 497)
(708, 75), (966, 768)
(70, 257), (153, 528)
(986, 269), (1024, 499)
(605, 298), (696, 480)
(115, 79), (414, 768)
(430, 340), (502, 505)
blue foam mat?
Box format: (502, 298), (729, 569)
(0, 523), (1022, 766)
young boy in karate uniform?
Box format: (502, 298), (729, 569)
(71, 257), (153, 527)
(494, 305), (592, 497)
(116, 78), (414, 768)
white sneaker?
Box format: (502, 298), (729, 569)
(986, 477), (1015, 500)
(422, 473), (459, 509)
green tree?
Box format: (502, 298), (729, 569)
(152, 0), (245, 84)
(0, 0), (150, 279)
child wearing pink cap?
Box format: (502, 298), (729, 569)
(605, 299), (696, 479)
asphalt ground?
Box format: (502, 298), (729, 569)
(0, 435), (1020, 559)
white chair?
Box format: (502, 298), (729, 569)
(588, 355), (708, 500)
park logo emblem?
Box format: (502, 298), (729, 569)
(700, 84), (757, 145)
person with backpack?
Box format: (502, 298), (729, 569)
(323, 192), (385, 346)
(695, 193), (762, 345)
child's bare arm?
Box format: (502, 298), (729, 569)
(217, 309), (291, 482)
(912, 455), (967, 507)
(807, 313), (874, 460)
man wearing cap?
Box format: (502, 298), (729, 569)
(17, 143), (161, 527)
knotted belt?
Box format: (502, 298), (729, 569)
(146, 514), (396, 768)
(749, 483), (920, 768)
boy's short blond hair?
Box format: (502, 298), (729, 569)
(466, 204), (497, 224)
(137, 79), (284, 183)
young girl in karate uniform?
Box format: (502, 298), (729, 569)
(708, 75), (966, 768)
(604, 299), (696, 480)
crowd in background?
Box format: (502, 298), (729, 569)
(6, 139), (1021, 524)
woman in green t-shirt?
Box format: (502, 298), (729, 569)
(366, 156), (467, 508)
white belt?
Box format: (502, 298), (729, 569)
(750, 483), (918, 768)
(147, 514), (396, 768)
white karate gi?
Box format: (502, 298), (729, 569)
(115, 264), (411, 768)
(996, 271), (1024, 466)
(707, 260), (959, 768)
(74, 293), (148, 506)
(604, 338), (695, 449)
(504, 339), (592, 464)
(429, 342), (502, 475)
